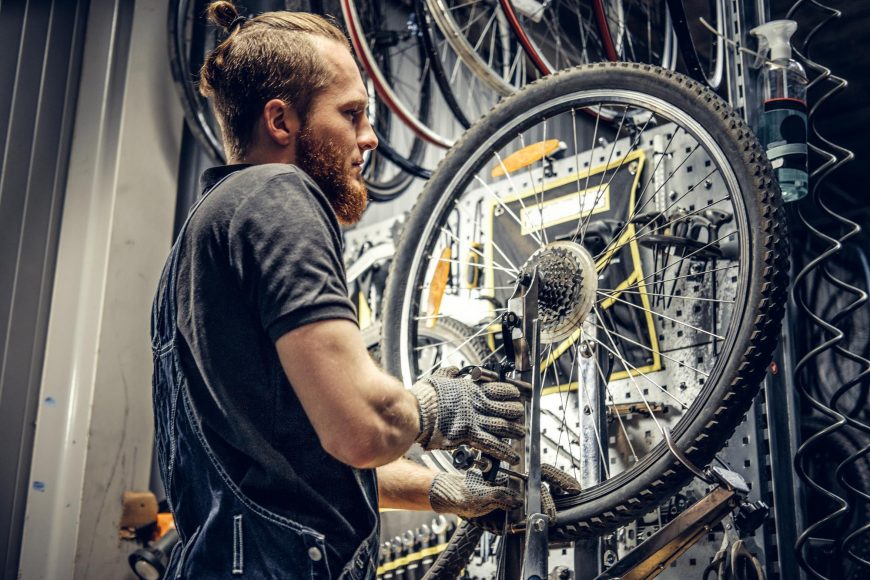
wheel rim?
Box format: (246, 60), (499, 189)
(343, 0), (454, 148)
(426, 0), (532, 96)
(389, 82), (757, 529)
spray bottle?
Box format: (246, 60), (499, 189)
(750, 20), (809, 202)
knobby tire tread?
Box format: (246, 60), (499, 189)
(421, 521), (483, 580)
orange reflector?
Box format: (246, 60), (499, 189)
(426, 247), (452, 328)
(491, 139), (561, 178)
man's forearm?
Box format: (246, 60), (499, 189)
(377, 457), (437, 511)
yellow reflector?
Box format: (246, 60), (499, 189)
(426, 247), (452, 328)
(491, 139), (561, 178)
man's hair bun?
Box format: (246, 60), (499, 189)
(206, 1), (240, 33)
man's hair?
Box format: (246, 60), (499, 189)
(199, 1), (350, 160)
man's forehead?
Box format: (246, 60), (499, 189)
(314, 37), (357, 75)
(314, 39), (368, 101)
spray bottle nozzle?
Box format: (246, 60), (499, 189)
(750, 20), (798, 67)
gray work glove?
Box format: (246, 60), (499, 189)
(411, 367), (525, 464)
(429, 468), (522, 518)
(467, 464), (583, 534)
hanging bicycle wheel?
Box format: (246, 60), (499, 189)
(346, 0), (434, 199)
(415, 0), (504, 130)
(667, 0), (726, 90)
(498, 0), (611, 75)
(381, 63), (789, 539)
(425, 0), (535, 97)
(601, 0), (678, 67)
(168, 0), (226, 164)
(342, 0), (456, 149)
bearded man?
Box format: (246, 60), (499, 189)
(150, 2), (533, 578)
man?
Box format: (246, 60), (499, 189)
(151, 4), (530, 578)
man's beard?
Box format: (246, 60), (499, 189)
(296, 126), (368, 225)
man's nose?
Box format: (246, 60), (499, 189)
(358, 116), (378, 152)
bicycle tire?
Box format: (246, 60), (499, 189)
(499, 0), (611, 75)
(381, 62), (789, 539)
(425, 0), (528, 97)
(667, 0), (725, 90)
(502, 0), (678, 77)
(168, 0), (226, 164)
(415, 0), (472, 129)
(421, 521), (483, 580)
(365, 317), (491, 371)
(350, 0), (434, 198)
(342, 0), (453, 149)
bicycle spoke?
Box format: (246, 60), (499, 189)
(578, 107), (653, 245)
(603, 262), (739, 295)
(632, 230), (734, 289)
(477, 343), (505, 367)
(593, 308), (688, 414)
(594, 353), (640, 464)
(439, 225), (520, 273)
(596, 139), (709, 254)
(601, 287), (735, 304)
(414, 308), (506, 323)
(548, 341), (584, 482)
(592, 309), (690, 410)
(518, 132), (549, 245)
(586, 312), (713, 377)
(600, 292), (725, 342)
(417, 313), (504, 378)
(473, 174), (543, 247)
(487, 154), (546, 247)
(579, 105), (631, 243)
(570, 104), (604, 244)
(600, 177), (726, 258)
(469, 10), (498, 54)
(447, 0), (478, 13)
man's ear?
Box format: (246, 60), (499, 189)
(262, 99), (301, 147)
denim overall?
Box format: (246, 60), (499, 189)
(151, 172), (380, 579)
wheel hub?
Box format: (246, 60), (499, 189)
(520, 241), (598, 343)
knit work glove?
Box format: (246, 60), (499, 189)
(429, 469), (522, 518)
(411, 367), (525, 464)
(467, 464), (583, 534)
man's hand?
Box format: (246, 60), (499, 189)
(467, 464), (583, 534)
(411, 367), (525, 464)
(429, 469), (522, 518)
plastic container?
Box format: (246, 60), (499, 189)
(751, 20), (809, 202)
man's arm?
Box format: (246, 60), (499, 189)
(378, 458), (527, 518)
(276, 318), (419, 469)
(377, 458), (437, 511)
(276, 318), (525, 471)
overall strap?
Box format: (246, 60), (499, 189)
(152, 171), (239, 348)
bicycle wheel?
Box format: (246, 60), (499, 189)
(425, 0), (534, 97)
(667, 0), (726, 90)
(608, 0), (677, 68)
(498, 0), (610, 75)
(168, 0), (226, 164)
(342, 0), (455, 149)
(415, 0), (503, 130)
(347, 0), (434, 199)
(381, 63), (789, 539)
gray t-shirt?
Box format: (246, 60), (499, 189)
(172, 163), (373, 573)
